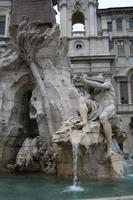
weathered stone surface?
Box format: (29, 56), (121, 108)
(0, 19), (125, 179)
(7, 136), (57, 174)
(53, 121), (103, 147)
(53, 121), (124, 178)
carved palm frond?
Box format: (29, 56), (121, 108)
(15, 18), (60, 137)
(16, 17), (60, 64)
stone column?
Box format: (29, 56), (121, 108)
(88, 0), (97, 36)
(101, 16), (108, 37)
(67, 14), (72, 37)
(59, 3), (68, 37)
(112, 17), (116, 34)
(5, 12), (10, 37)
(123, 16), (127, 36)
(85, 11), (90, 37)
(128, 80), (132, 104)
(117, 81), (121, 104)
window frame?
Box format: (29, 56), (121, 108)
(130, 40), (133, 56)
(72, 11), (85, 36)
(129, 17), (133, 30)
(109, 40), (114, 50)
(0, 15), (6, 36)
(116, 18), (122, 31)
(117, 40), (125, 57)
(120, 81), (129, 104)
(107, 21), (112, 32)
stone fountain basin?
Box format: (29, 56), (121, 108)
(86, 196), (133, 200)
(0, 174), (132, 200)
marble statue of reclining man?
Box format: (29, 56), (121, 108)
(75, 75), (116, 158)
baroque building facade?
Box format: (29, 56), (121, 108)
(0, 0), (133, 155)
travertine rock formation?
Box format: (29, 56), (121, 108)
(1, 20), (79, 173)
(53, 115), (125, 178)
(0, 19), (125, 178)
(7, 136), (57, 174)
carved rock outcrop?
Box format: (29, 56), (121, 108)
(53, 117), (125, 178)
(7, 136), (57, 174)
(0, 19), (126, 179)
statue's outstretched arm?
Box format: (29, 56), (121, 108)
(83, 78), (110, 90)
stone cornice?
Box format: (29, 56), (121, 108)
(98, 7), (133, 16)
(68, 36), (109, 40)
(117, 111), (133, 114)
(70, 55), (115, 61)
(112, 36), (133, 39)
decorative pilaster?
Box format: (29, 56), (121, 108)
(88, 0), (98, 36)
(117, 81), (121, 104)
(5, 13), (10, 37)
(101, 16), (108, 36)
(128, 81), (132, 104)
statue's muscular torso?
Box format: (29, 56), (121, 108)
(93, 83), (115, 108)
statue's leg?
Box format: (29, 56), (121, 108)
(75, 102), (88, 128)
(100, 112), (113, 158)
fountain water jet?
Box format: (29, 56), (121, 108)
(72, 140), (79, 186)
(65, 133), (84, 192)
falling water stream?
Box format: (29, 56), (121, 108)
(72, 141), (79, 186)
(64, 138), (84, 192)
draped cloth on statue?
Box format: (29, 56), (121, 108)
(86, 99), (102, 122)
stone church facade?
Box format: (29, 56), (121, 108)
(0, 0), (133, 155)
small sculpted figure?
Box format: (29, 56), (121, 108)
(76, 75), (116, 158)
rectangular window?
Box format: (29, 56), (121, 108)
(120, 81), (128, 104)
(117, 40), (125, 56)
(116, 18), (122, 31)
(129, 18), (133, 29)
(109, 40), (114, 50)
(0, 16), (5, 35)
(130, 40), (133, 56)
(130, 117), (133, 128)
(107, 21), (112, 31)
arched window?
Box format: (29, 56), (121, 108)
(72, 11), (85, 36)
(131, 74), (133, 103)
